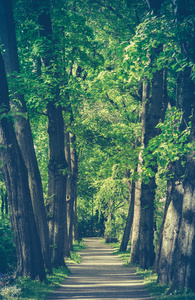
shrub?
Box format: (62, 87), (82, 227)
(0, 285), (21, 300)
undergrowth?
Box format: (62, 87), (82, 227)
(0, 240), (86, 300)
(66, 241), (86, 264)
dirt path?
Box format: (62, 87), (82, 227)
(47, 237), (155, 300)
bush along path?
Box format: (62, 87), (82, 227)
(47, 237), (155, 300)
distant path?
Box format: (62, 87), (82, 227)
(47, 237), (155, 300)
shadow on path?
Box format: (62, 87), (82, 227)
(47, 237), (155, 300)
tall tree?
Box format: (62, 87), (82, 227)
(31, 0), (69, 266)
(0, 50), (46, 281)
(0, 0), (52, 272)
(156, 0), (195, 290)
(126, 0), (167, 269)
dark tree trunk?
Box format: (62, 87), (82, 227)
(139, 67), (164, 269)
(168, 1), (195, 290)
(131, 0), (166, 270)
(138, 80), (154, 268)
(47, 102), (67, 267)
(0, 0), (51, 272)
(70, 132), (79, 241)
(131, 52), (166, 269)
(120, 170), (135, 252)
(32, 0), (68, 267)
(0, 52), (46, 281)
(73, 196), (79, 241)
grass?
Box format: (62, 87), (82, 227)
(0, 240), (86, 300)
(105, 240), (195, 300)
(136, 268), (195, 300)
(15, 266), (70, 299)
(66, 241), (86, 264)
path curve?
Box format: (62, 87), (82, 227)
(47, 237), (155, 300)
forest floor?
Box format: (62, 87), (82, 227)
(47, 237), (155, 300)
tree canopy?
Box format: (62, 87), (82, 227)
(0, 0), (195, 295)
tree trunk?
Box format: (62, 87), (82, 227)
(0, 0), (52, 272)
(153, 164), (176, 273)
(47, 102), (67, 267)
(129, 155), (142, 264)
(73, 196), (79, 241)
(120, 170), (135, 252)
(32, 0), (68, 267)
(157, 67), (195, 287)
(64, 129), (73, 251)
(131, 58), (165, 269)
(171, 116), (195, 291)
(156, 164), (184, 283)
(167, 1), (195, 290)
(138, 79), (155, 267)
(70, 132), (79, 241)
(64, 118), (79, 249)
(0, 51), (46, 281)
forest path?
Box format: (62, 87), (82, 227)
(47, 237), (155, 300)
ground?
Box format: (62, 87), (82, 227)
(47, 237), (155, 300)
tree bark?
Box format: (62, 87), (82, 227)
(153, 163), (177, 273)
(120, 170), (135, 252)
(0, 51), (46, 281)
(0, 0), (52, 272)
(64, 129), (74, 252)
(129, 155), (142, 264)
(70, 132), (79, 241)
(47, 102), (67, 267)
(32, 0), (68, 267)
(156, 163), (184, 283)
(157, 67), (195, 287)
(131, 55), (166, 269)
(167, 1), (195, 290)
(171, 113), (195, 291)
(139, 67), (164, 269)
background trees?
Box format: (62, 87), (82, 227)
(0, 0), (194, 294)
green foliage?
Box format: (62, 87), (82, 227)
(0, 218), (16, 272)
(9, 0), (195, 293)
(0, 285), (21, 300)
(0, 246), (8, 274)
(124, 12), (195, 80)
(66, 241), (86, 264)
(72, 241), (86, 252)
(143, 107), (193, 178)
(30, 115), (49, 197)
(104, 219), (117, 237)
(14, 267), (69, 299)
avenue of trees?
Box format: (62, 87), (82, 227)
(0, 0), (195, 294)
